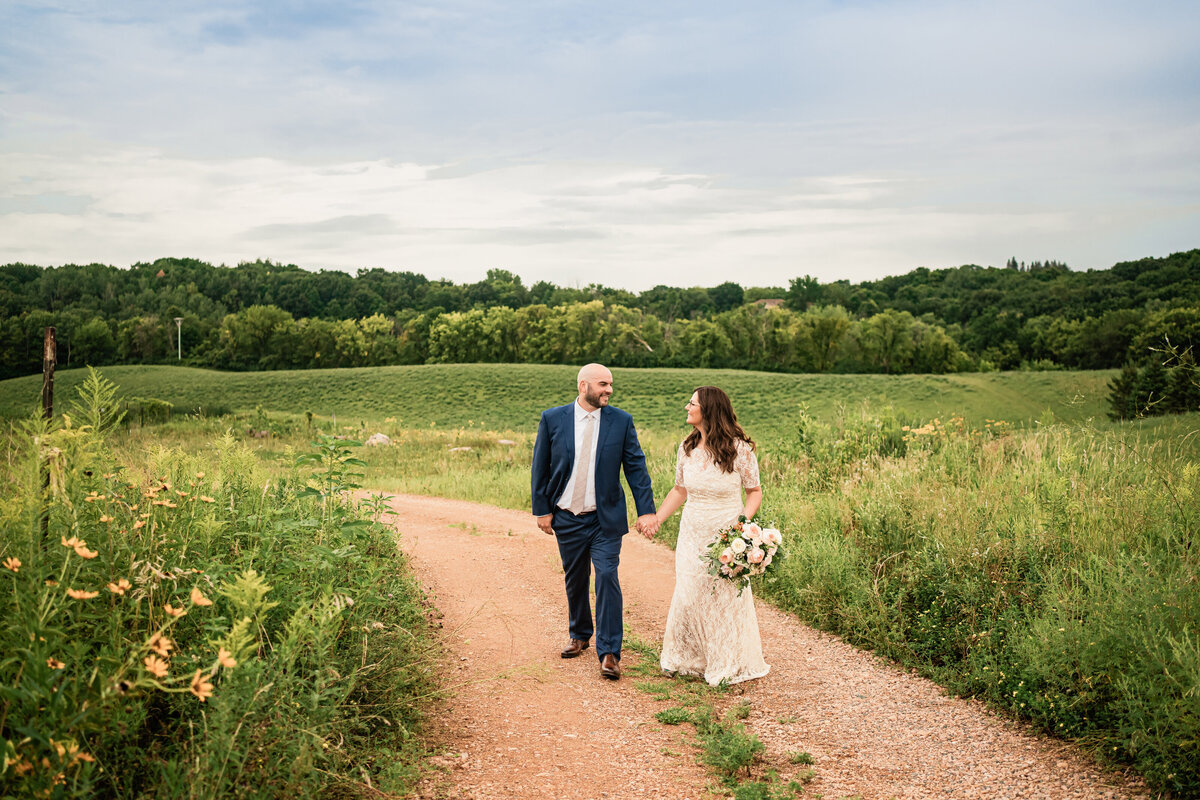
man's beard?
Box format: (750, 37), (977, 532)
(584, 388), (610, 408)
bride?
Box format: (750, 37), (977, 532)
(646, 386), (770, 686)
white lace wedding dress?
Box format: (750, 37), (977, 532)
(660, 439), (770, 686)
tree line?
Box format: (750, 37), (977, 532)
(0, 250), (1197, 379)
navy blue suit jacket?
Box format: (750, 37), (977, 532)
(531, 403), (656, 535)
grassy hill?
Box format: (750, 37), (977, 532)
(0, 364), (1117, 437)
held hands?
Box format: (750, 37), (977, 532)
(636, 514), (660, 539)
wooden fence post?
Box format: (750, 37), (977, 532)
(41, 327), (56, 542)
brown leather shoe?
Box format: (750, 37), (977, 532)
(560, 639), (590, 658)
(600, 653), (621, 680)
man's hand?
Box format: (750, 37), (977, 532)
(536, 514), (555, 535)
(636, 514), (659, 539)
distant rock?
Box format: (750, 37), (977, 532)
(365, 433), (392, 447)
(448, 446), (472, 452)
(497, 439), (516, 446)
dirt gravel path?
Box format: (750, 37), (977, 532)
(384, 493), (1146, 800)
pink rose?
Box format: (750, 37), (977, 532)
(720, 565), (733, 576)
(719, 548), (735, 564)
(744, 522), (762, 540)
(762, 553), (773, 567)
(762, 528), (782, 546)
(747, 547), (765, 564)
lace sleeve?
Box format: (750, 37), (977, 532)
(675, 441), (686, 487)
(737, 441), (760, 489)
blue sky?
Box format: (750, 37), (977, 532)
(1, 0), (1197, 289)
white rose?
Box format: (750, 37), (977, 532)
(730, 537), (747, 554)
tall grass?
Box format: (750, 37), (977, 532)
(351, 409), (1199, 797)
(9, 372), (1194, 796)
(0, 371), (437, 798)
(758, 413), (1200, 797)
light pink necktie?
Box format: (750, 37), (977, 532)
(570, 414), (595, 512)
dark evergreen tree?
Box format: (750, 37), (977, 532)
(1132, 359), (1169, 417)
(1107, 363), (1139, 420)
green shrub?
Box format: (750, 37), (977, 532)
(0, 372), (436, 798)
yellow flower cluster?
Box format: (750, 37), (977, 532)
(61, 536), (98, 559)
(900, 415), (984, 443)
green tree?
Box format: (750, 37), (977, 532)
(1107, 363), (1139, 420)
(799, 305), (851, 372)
(72, 317), (117, 366)
(217, 305), (295, 370)
(707, 282), (744, 314)
(786, 275), (822, 310)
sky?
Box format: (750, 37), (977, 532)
(1, 0), (1198, 291)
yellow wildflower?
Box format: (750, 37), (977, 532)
(107, 578), (132, 595)
(67, 588), (99, 599)
(200, 496), (216, 503)
(217, 648), (237, 669)
(133, 519), (146, 530)
(76, 752), (96, 763)
(74, 544), (99, 559)
(47, 657), (65, 669)
(61, 536), (83, 549)
(149, 634), (174, 658)
(189, 669), (214, 701)
(164, 603), (186, 618)
(196, 471), (205, 478)
(99, 515), (115, 523)
(143, 655), (169, 678)
(3, 556), (19, 572)
(190, 587), (213, 606)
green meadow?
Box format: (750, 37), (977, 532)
(3, 364), (1198, 798)
(0, 363), (1116, 435)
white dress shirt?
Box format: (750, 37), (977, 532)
(556, 400), (602, 513)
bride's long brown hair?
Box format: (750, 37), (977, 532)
(683, 386), (754, 473)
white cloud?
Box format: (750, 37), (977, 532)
(1, 0), (1197, 288)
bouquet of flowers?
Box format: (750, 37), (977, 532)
(704, 516), (784, 594)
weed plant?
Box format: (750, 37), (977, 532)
(0, 371), (437, 798)
(359, 407), (1199, 796)
(759, 410), (1200, 797)
(7, 366), (1194, 795)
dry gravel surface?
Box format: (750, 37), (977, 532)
(384, 493), (1147, 800)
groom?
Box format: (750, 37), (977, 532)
(531, 363), (658, 680)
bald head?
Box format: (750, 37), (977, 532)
(577, 363), (613, 411)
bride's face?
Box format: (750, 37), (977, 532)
(685, 393), (702, 428)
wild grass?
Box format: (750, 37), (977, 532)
(4, 363), (1194, 796)
(0, 372), (438, 798)
(355, 408), (1198, 797)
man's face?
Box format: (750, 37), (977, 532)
(580, 372), (613, 410)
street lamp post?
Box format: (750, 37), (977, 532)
(174, 317), (183, 360)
